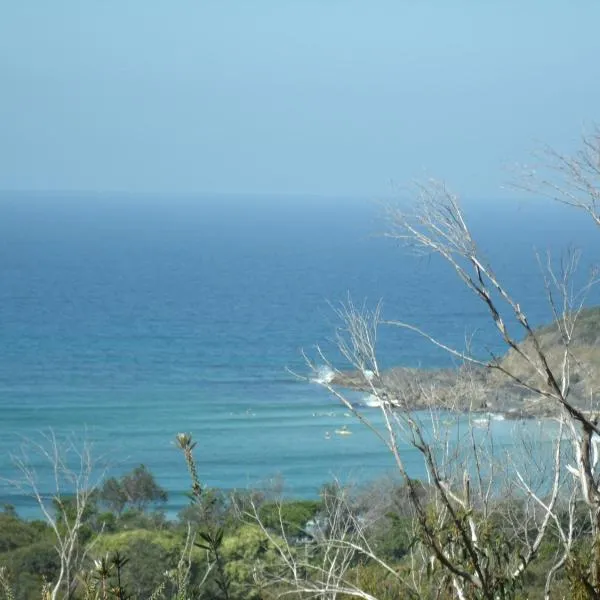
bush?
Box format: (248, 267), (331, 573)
(0, 515), (43, 553)
(1, 540), (60, 600)
(258, 500), (321, 538)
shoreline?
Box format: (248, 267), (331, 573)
(329, 365), (570, 420)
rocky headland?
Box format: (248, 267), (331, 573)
(329, 307), (600, 418)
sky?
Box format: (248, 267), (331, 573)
(0, 1), (599, 198)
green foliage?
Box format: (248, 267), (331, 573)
(0, 540), (59, 600)
(90, 531), (209, 599)
(368, 512), (414, 561)
(176, 433), (232, 600)
(113, 541), (171, 598)
(99, 478), (127, 515)
(565, 538), (600, 600)
(4, 443), (600, 600)
(95, 511), (119, 533)
(117, 508), (169, 531)
(177, 488), (229, 530)
(344, 562), (415, 600)
(1, 507), (17, 519)
(0, 566), (15, 600)
(220, 524), (284, 600)
(93, 529), (182, 555)
(82, 551), (132, 600)
(436, 503), (539, 599)
(0, 515), (56, 600)
(258, 500), (321, 538)
(0, 515), (42, 554)
(99, 465), (168, 515)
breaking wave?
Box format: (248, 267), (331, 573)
(311, 365), (335, 384)
(363, 393), (383, 408)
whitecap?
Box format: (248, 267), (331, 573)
(311, 365), (335, 384)
(363, 393), (383, 408)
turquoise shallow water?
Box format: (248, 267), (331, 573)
(0, 193), (598, 515)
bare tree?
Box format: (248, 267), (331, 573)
(4, 430), (105, 600)
(520, 125), (600, 227)
(240, 480), (421, 599)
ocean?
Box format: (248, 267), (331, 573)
(1, 192), (598, 515)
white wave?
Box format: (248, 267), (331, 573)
(363, 393), (383, 408)
(472, 413), (505, 426)
(335, 425), (352, 436)
(312, 365), (335, 384)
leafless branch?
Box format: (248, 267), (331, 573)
(4, 430), (105, 600)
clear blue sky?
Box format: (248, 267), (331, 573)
(1, 1), (598, 197)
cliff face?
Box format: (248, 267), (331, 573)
(329, 307), (600, 417)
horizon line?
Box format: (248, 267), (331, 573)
(0, 188), (388, 200)
(0, 188), (534, 206)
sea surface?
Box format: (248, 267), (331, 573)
(1, 192), (599, 515)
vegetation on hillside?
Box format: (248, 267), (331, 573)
(0, 462), (584, 600)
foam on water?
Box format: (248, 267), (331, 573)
(363, 393), (383, 408)
(312, 365), (336, 384)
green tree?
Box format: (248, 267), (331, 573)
(258, 500), (321, 538)
(99, 465), (167, 515)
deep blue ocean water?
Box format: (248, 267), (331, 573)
(1, 192), (599, 515)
